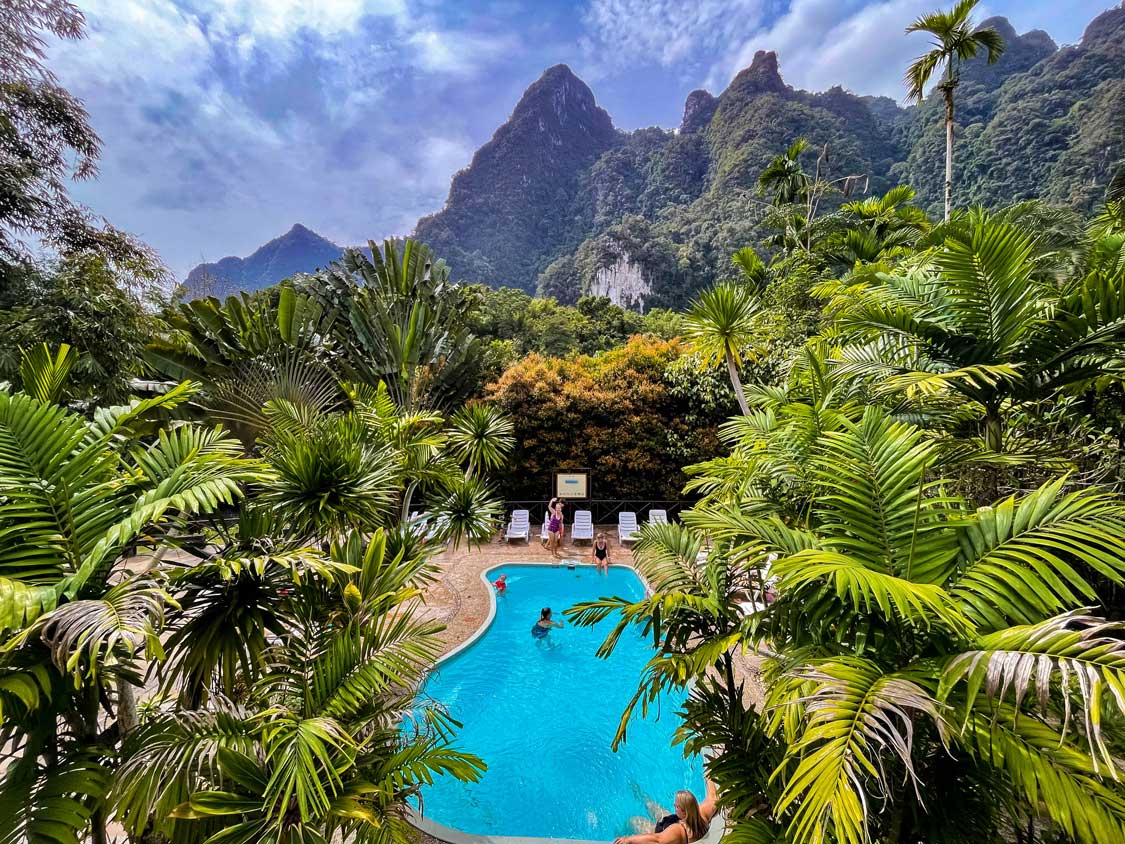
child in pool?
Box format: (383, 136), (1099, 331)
(493, 574), (508, 593)
(531, 607), (563, 640)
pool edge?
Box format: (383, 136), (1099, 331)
(409, 802), (727, 844)
(410, 560), (725, 844)
(433, 561), (646, 666)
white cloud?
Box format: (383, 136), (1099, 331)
(47, 0), (502, 276)
(407, 29), (519, 76)
(710, 0), (933, 100)
(581, 0), (769, 70)
(195, 0), (407, 42)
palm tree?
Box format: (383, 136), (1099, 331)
(823, 213), (1125, 453)
(446, 403), (515, 479)
(114, 530), (485, 844)
(808, 186), (931, 268)
(684, 283), (762, 416)
(730, 247), (768, 291)
(307, 239), (485, 411)
(757, 138), (811, 206)
(146, 284), (342, 449)
(0, 365), (260, 844)
(905, 0), (1005, 221)
(571, 407), (1125, 844)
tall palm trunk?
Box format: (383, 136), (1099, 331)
(941, 67), (956, 222)
(725, 347), (750, 416)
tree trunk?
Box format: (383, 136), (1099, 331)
(943, 85), (955, 222)
(400, 480), (419, 525)
(85, 685), (110, 844)
(117, 676), (138, 736)
(725, 349), (750, 416)
(984, 406), (1003, 453)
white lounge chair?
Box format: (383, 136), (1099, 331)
(505, 509), (530, 543)
(409, 510), (429, 538)
(648, 509), (668, 525)
(571, 510), (594, 543)
(618, 511), (640, 545)
(541, 518), (551, 542)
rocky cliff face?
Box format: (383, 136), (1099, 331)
(588, 256), (652, 310)
(680, 89), (718, 134)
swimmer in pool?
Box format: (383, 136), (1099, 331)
(493, 574), (508, 593)
(617, 778), (718, 844)
(531, 607), (563, 641)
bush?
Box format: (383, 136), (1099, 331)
(486, 336), (728, 500)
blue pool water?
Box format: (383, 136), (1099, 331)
(414, 564), (702, 840)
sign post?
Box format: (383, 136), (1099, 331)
(553, 469), (590, 500)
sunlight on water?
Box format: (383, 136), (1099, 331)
(414, 564), (703, 840)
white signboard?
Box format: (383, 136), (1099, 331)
(555, 471), (589, 499)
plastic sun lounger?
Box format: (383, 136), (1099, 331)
(505, 510), (530, 543)
(618, 511), (640, 544)
(571, 510), (594, 542)
(648, 509), (668, 525)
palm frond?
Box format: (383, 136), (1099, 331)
(775, 657), (942, 844)
(948, 479), (1125, 630)
(17, 343), (77, 406)
(957, 705), (1125, 844)
(942, 612), (1125, 770)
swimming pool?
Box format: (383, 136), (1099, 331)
(412, 563), (703, 841)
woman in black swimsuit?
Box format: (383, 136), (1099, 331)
(592, 532), (610, 574)
(616, 779), (718, 844)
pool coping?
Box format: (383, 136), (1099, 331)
(408, 558), (725, 844)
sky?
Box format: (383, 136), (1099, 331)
(50, 0), (1119, 279)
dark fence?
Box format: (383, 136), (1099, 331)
(504, 499), (692, 525)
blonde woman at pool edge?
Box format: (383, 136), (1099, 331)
(616, 778), (718, 844)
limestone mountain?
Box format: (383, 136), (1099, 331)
(544, 8), (1124, 310)
(413, 64), (619, 292)
(185, 223), (343, 299)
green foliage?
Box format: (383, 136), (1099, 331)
(115, 532), (485, 844)
(0, 369), (260, 844)
(0, 254), (160, 402)
(684, 281), (765, 415)
(306, 239), (485, 410)
(819, 209), (1125, 453)
(571, 406), (1125, 844)
(471, 286), (682, 360)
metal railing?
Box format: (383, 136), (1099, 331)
(504, 499), (692, 525)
